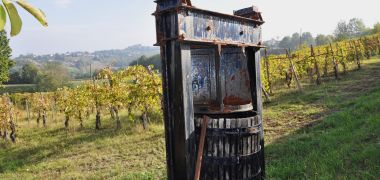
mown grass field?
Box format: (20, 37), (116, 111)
(1, 57), (380, 179)
(0, 84), (36, 94)
(0, 80), (90, 94)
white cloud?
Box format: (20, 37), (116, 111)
(55, 0), (72, 8)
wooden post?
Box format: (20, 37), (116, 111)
(286, 49), (302, 91)
(194, 116), (208, 180)
(262, 87), (271, 102)
(377, 36), (380, 55)
(7, 95), (16, 143)
(363, 37), (371, 59)
(264, 49), (272, 94)
(329, 43), (339, 79)
(52, 99), (56, 124)
(339, 46), (347, 74)
(336, 43), (347, 74)
(311, 45), (322, 85)
(40, 93), (47, 128)
(323, 47), (329, 77)
(353, 40), (361, 70)
(25, 99), (30, 126)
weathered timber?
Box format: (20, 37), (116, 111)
(264, 49), (272, 94)
(286, 49), (302, 91)
(329, 43), (339, 79)
(311, 45), (322, 85)
(154, 1), (265, 179)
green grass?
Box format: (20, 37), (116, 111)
(0, 84), (36, 93)
(264, 57), (380, 179)
(0, 57), (380, 179)
(0, 80), (90, 94)
(0, 122), (167, 179)
(266, 87), (380, 179)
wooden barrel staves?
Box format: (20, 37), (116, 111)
(195, 111), (263, 180)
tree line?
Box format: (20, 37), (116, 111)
(265, 18), (380, 54)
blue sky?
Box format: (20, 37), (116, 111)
(7, 0), (380, 56)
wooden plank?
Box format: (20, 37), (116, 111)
(225, 118), (231, 180)
(246, 47), (265, 177)
(329, 43), (339, 79)
(248, 117), (253, 178)
(286, 49), (302, 91)
(212, 118), (218, 180)
(194, 116), (209, 180)
(311, 45), (322, 85)
(219, 118), (224, 180)
(230, 118), (236, 180)
(264, 49), (272, 94)
(206, 117), (213, 179)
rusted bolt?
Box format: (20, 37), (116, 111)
(206, 26), (212, 31)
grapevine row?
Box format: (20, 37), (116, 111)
(0, 65), (162, 142)
(261, 34), (380, 94)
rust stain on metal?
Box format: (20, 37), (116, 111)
(223, 95), (252, 106)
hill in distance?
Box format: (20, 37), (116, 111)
(13, 45), (160, 78)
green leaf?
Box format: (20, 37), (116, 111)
(2, 0), (22, 36)
(16, 0), (48, 27)
(0, 5), (6, 31)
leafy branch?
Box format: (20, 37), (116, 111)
(0, 0), (47, 36)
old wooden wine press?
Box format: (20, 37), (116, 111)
(154, 0), (265, 179)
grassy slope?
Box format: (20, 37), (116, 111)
(0, 58), (380, 179)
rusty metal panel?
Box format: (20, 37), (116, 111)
(220, 48), (252, 107)
(191, 47), (253, 114)
(178, 9), (262, 46)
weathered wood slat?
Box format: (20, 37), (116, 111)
(195, 113), (262, 179)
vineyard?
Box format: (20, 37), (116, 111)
(262, 34), (380, 94)
(0, 34), (379, 144)
(0, 65), (162, 142)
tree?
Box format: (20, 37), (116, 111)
(278, 36), (292, 49)
(373, 22), (380, 34)
(36, 62), (70, 91)
(129, 54), (161, 72)
(315, 34), (333, 46)
(7, 70), (21, 84)
(0, 0), (47, 36)
(21, 62), (39, 83)
(0, 30), (12, 85)
(335, 18), (368, 41)
(301, 32), (315, 46)
(347, 18), (366, 37)
(290, 33), (300, 49)
(334, 21), (350, 41)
